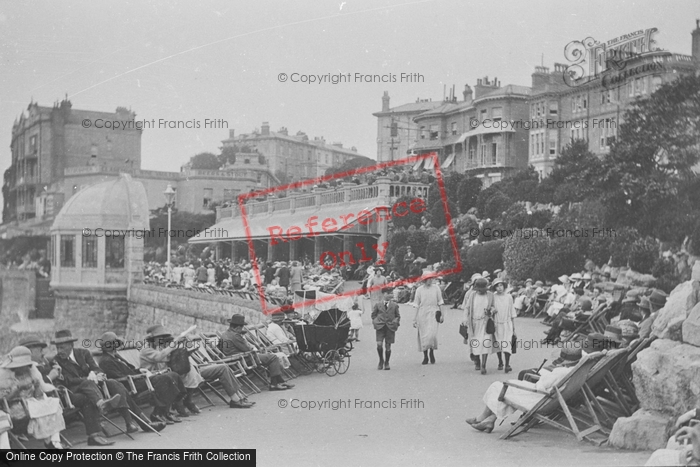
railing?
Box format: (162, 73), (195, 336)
(348, 185), (378, 201)
(295, 195), (316, 209)
(271, 198), (291, 211)
(320, 191), (344, 205)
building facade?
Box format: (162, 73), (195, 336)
(378, 78), (531, 186)
(1, 100), (278, 238)
(221, 122), (372, 182)
(528, 23), (700, 178)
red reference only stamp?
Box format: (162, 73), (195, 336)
(239, 152), (462, 314)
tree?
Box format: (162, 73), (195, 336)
(483, 191), (512, 220)
(457, 176), (482, 214)
(391, 195), (424, 230)
(189, 152), (221, 170)
(428, 199), (458, 229)
(324, 156), (375, 177)
(547, 139), (604, 204)
(598, 74), (700, 242)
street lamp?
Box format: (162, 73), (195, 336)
(163, 184), (176, 280)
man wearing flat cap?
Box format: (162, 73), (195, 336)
(219, 314), (294, 391)
(140, 325), (254, 410)
(49, 329), (130, 446)
(97, 331), (180, 428)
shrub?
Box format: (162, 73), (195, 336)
(391, 195), (424, 230)
(503, 231), (585, 282)
(429, 199), (458, 229)
(461, 240), (505, 280)
(628, 237), (659, 274)
(484, 191), (513, 220)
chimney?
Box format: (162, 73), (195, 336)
(382, 91), (390, 112)
(474, 76), (499, 99)
(229, 129), (235, 139)
(261, 122), (270, 136)
(332, 142), (343, 148)
(463, 84), (473, 102)
(693, 20), (700, 63)
(278, 127), (288, 135)
(532, 66), (553, 93)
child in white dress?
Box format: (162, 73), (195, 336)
(347, 298), (364, 341)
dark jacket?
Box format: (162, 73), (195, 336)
(218, 328), (253, 356)
(52, 348), (101, 389)
(98, 352), (140, 380)
(372, 300), (401, 332)
(275, 267), (290, 286)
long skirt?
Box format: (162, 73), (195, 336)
(416, 307), (439, 351)
(483, 381), (543, 419)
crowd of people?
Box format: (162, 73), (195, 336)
(0, 313), (298, 449)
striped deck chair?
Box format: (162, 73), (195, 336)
(499, 352), (605, 443)
(200, 333), (261, 394)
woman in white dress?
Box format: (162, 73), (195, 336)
(463, 277), (495, 374)
(492, 279), (516, 373)
(413, 277), (444, 364)
(183, 264), (195, 287)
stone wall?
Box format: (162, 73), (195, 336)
(53, 288), (130, 341)
(609, 264), (700, 450)
(126, 284), (263, 341)
(0, 270), (42, 353)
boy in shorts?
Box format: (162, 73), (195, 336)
(372, 287), (401, 370)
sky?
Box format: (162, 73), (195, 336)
(0, 0), (698, 186)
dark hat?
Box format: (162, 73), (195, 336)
(19, 335), (47, 349)
(97, 331), (123, 350)
(229, 314), (247, 326)
(0, 346), (34, 369)
(584, 333), (608, 353)
(649, 289), (668, 308)
(145, 325), (172, 341)
(473, 278), (489, 290)
(551, 343), (582, 367)
(638, 297), (651, 311)
(622, 289), (641, 304)
(604, 325), (623, 343)
(579, 298), (593, 312)
(51, 329), (78, 345)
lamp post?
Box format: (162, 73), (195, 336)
(163, 184), (176, 280)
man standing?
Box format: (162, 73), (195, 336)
(219, 314), (294, 391)
(403, 246), (415, 277)
(372, 288), (400, 370)
(275, 262), (291, 293)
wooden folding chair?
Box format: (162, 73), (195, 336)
(499, 352), (606, 443)
(245, 325), (297, 379)
(562, 303), (609, 342)
(199, 333), (262, 394)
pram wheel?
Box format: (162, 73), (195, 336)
(336, 348), (350, 374)
(324, 350), (339, 376)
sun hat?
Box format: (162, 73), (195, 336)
(0, 346), (34, 369)
(583, 333), (608, 353)
(145, 325), (172, 341)
(51, 329), (78, 345)
(525, 278), (533, 284)
(551, 343), (582, 367)
(97, 331), (123, 350)
(473, 278), (489, 290)
(648, 289), (668, 308)
(571, 273), (583, 280)
(582, 273), (592, 281)
(617, 320), (640, 339)
(558, 275), (569, 284)
(491, 278), (507, 290)
(603, 325), (623, 343)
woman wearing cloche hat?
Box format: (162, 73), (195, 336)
(0, 346), (66, 449)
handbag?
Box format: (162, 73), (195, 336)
(485, 317), (496, 334)
(168, 348), (191, 375)
(511, 333), (518, 354)
(458, 324), (469, 339)
(435, 310), (442, 323)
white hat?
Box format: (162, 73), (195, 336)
(571, 273), (583, 280)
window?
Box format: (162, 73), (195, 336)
(480, 143), (486, 166)
(82, 236), (97, 268)
(105, 236), (124, 269)
(629, 81), (634, 97)
(469, 148), (475, 161)
(390, 122), (398, 137)
(480, 109), (487, 121)
(29, 135), (37, 153)
(420, 126), (426, 139)
(60, 235), (75, 268)
(223, 189), (238, 202)
(531, 135), (535, 157)
(582, 97), (587, 109)
(203, 188), (213, 208)
(50, 236), (55, 269)
(325, 154), (329, 164)
(549, 138), (557, 156)
(491, 135), (500, 165)
(549, 102), (558, 116)
(91, 144), (98, 158)
(492, 107), (502, 122)
(451, 122), (457, 135)
(536, 104), (541, 118)
(429, 124), (438, 140)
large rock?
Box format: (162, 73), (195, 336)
(652, 281), (694, 340)
(632, 339), (700, 414)
(608, 409), (675, 450)
(683, 301), (700, 347)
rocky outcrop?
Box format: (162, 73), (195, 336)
(632, 339), (700, 414)
(652, 281), (695, 340)
(608, 409), (675, 451)
(683, 302), (700, 347)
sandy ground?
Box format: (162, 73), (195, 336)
(65, 287), (652, 467)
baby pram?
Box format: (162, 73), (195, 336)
(293, 308), (352, 377)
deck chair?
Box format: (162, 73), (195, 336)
(189, 336), (255, 401)
(2, 396), (73, 449)
(245, 325), (297, 379)
(199, 333), (262, 394)
(605, 336), (656, 414)
(562, 303), (609, 342)
(499, 351), (606, 443)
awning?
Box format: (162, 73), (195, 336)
(423, 157), (435, 170)
(441, 153), (456, 169)
(189, 201), (387, 244)
(412, 158), (425, 171)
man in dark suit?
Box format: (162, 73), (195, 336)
(372, 287), (401, 370)
(97, 331), (178, 428)
(219, 314), (294, 391)
(50, 329), (156, 443)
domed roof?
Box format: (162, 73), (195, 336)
(51, 174), (149, 232)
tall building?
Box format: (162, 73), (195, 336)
(1, 100), (278, 238)
(221, 122), (372, 182)
(3, 99), (142, 225)
(528, 23), (700, 178)
(372, 92), (442, 162)
(376, 79), (531, 186)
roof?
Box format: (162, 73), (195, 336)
(373, 100), (443, 116)
(473, 85), (532, 103)
(51, 174), (149, 232)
